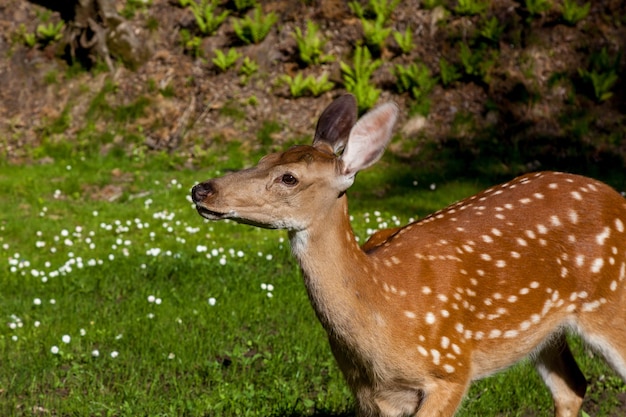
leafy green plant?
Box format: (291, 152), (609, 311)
(36, 21), (64, 46)
(361, 15), (392, 55)
(525, 0), (552, 15)
(478, 17), (504, 43)
(179, 28), (203, 57)
(306, 73), (335, 96)
(392, 27), (414, 54)
(232, 6), (277, 44)
(280, 72), (335, 98)
(459, 42), (498, 83)
(454, 0), (489, 16)
(238, 56), (259, 84)
(561, 0), (590, 25)
(439, 58), (462, 86)
(121, 0), (153, 18)
(340, 46), (382, 112)
(280, 73), (310, 98)
(19, 23), (37, 48)
(212, 48), (242, 72)
(578, 47), (620, 102)
(349, 0), (399, 22)
(292, 21), (334, 66)
(422, 0), (443, 9)
(233, 0), (257, 11)
(394, 62), (438, 116)
(184, 0), (229, 35)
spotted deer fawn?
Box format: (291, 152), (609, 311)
(191, 94), (626, 416)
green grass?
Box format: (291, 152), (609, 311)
(1, 150), (625, 416)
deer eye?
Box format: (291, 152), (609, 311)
(281, 173), (299, 186)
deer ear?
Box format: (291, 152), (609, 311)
(339, 102), (398, 181)
(312, 94), (358, 154)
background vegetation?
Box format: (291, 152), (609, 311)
(1, 0), (626, 415)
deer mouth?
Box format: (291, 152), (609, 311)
(195, 204), (228, 220)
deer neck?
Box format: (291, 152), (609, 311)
(288, 195), (374, 341)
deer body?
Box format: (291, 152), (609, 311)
(191, 95), (626, 416)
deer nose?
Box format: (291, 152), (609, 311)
(191, 182), (215, 203)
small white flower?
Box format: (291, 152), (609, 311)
(267, 292), (273, 298)
(34, 321), (41, 327)
(33, 298), (42, 305)
(147, 295), (156, 303)
(80, 328), (86, 336)
(208, 297), (216, 306)
(266, 284), (274, 292)
(62, 335), (71, 344)
(51, 346), (59, 354)
(49, 299), (56, 304)
(219, 257), (227, 265)
(12, 335), (18, 341)
(168, 352), (175, 360)
(261, 283), (267, 290)
(92, 349), (100, 357)
(265, 254), (273, 261)
(110, 351), (119, 358)
(147, 313), (155, 319)
(155, 298), (162, 305)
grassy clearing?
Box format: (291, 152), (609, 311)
(1, 151), (625, 416)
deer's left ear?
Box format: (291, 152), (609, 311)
(312, 94), (358, 154)
(339, 102), (398, 183)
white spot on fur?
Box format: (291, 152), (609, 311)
(616, 218), (625, 233)
(571, 191), (582, 200)
(596, 227), (611, 246)
(591, 258), (604, 273)
(550, 215), (562, 227)
(441, 336), (450, 349)
(568, 210), (579, 224)
(425, 312), (436, 324)
(431, 349), (441, 365)
(404, 311), (416, 319)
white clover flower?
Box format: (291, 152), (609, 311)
(50, 346), (59, 354)
(110, 351), (119, 358)
(265, 254), (273, 261)
(33, 298), (42, 305)
(168, 352), (175, 360)
(12, 335), (18, 341)
(155, 298), (162, 305)
(80, 328), (86, 336)
(147, 295), (155, 303)
(49, 299), (56, 304)
(267, 284), (274, 291)
(208, 297), (216, 306)
(196, 245), (207, 253)
(219, 258), (227, 266)
(62, 335), (71, 344)
(34, 321), (41, 327)
(267, 292), (273, 298)
(92, 349), (100, 357)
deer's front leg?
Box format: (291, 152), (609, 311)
(413, 379), (469, 417)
